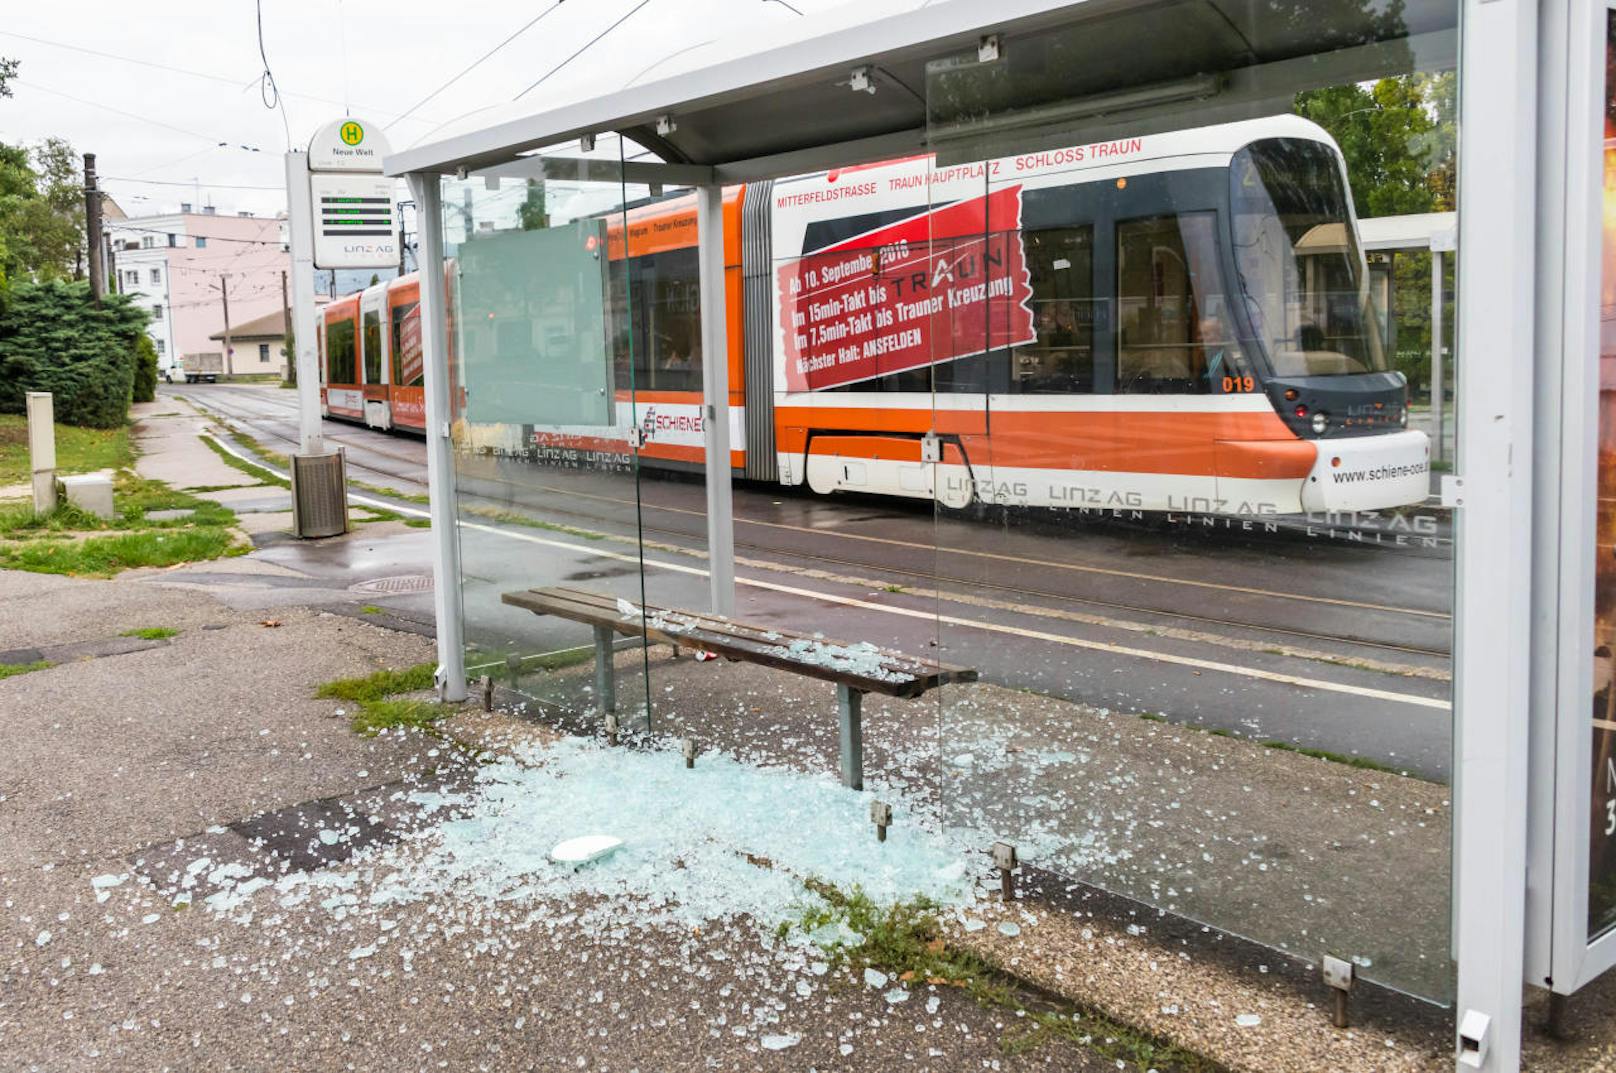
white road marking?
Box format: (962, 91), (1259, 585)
(203, 432), (1450, 712)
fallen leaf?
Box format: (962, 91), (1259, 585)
(259, 620), (282, 628)
(898, 970), (915, 982)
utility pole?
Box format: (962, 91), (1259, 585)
(281, 269), (293, 385)
(83, 152), (104, 303)
(219, 274), (233, 377)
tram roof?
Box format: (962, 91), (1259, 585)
(386, 0), (1458, 183)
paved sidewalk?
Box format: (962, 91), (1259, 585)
(0, 570), (1116, 1072)
(131, 401), (259, 492)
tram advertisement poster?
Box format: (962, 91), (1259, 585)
(777, 186), (1036, 392)
(1591, 8), (1616, 943)
(398, 304), (423, 387)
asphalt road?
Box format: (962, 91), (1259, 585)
(165, 382), (1457, 780)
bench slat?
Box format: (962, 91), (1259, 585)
(501, 586), (975, 698)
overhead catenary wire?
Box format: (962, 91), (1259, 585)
(16, 80), (262, 152)
(514, 0), (654, 100)
(254, 0), (292, 149)
(102, 175), (285, 191)
(386, 2), (568, 130)
(0, 29), (434, 125)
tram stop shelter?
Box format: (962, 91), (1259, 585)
(383, 1), (1610, 1069)
(1358, 211), (1459, 463)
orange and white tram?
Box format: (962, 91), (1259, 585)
(319, 115), (1430, 515)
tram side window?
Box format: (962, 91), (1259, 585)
(327, 318), (356, 385)
(1013, 226), (1095, 394)
(1116, 213), (1248, 395)
(391, 301), (423, 387)
(362, 310), (382, 385)
(614, 248), (703, 393)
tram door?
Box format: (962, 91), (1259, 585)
(359, 286), (391, 430)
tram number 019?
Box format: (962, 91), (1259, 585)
(1221, 375), (1256, 394)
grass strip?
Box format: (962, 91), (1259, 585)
(1260, 739), (1404, 774)
(349, 698), (449, 736)
(0, 660), (52, 680)
(315, 662), (437, 703)
(0, 416), (132, 486)
(351, 480), (430, 506)
(464, 505), (606, 541)
(121, 626), (178, 640)
(316, 661), (447, 737)
(0, 527), (239, 577)
(198, 435), (289, 488)
(779, 884), (1219, 1072)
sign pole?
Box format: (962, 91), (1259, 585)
(285, 149), (324, 456)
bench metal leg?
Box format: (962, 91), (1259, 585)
(593, 626), (616, 714)
(837, 684), (864, 790)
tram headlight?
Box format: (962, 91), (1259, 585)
(1310, 412), (1329, 435)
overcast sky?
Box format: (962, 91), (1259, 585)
(0, 0), (872, 219)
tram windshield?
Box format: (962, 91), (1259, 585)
(1229, 138), (1387, 377)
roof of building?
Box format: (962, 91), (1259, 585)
(209, 308), (287, 342)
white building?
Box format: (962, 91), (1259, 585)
(106, 205), (292, 378)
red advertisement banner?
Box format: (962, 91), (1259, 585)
(778, 186), (1036, 392)
(399, 305), (423, 386)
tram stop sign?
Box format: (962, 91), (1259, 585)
(305, 117), (399, 271)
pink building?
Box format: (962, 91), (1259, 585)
(106, 207), (292, 378)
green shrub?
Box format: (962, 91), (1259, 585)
(131, 333), (158, 403)
(0, 278), (147, 427)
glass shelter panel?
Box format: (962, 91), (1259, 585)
(444, 157), (653, 729)
(924, 14), (1458, 1001)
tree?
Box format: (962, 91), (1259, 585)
(0, 57), (16, 99)
(0, 137), (85, 283)
(518, 180), (549, 231)
(132, 333), (159, 403)
(0, 279), (147, 427)
(1293, 75), (1454, 218)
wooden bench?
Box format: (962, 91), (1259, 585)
(500, 585), (977, 790)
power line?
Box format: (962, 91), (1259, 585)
(386, 1), (567, 129)
(17, 80), (263, 152)
(515, 0), (654, 100)
(102, 176), (285, 191)
(0, 29), (439, 125)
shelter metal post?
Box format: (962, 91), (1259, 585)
(406, 172), (467, 703)
(696, 184), (736, 617)
(1452, 0), (1537, 1068)
(1432, 248), (1445, 464)
(284, 151), (324, 456)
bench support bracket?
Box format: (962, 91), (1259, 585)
(593, 626), (617, 715)
(837, 684), (865, 790)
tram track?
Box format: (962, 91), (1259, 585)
(171, 385), (1453, 664)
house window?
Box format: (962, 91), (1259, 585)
(167, 233), (177, 248)
(154, 339), (165, 355)
(259, 343), (270, 363)
(152, 304), (163, 319)
(124, 270), (139, 289)
(140, 236), (154, 249)
(149, 268), (161, 285)
(194, 236), (207, 249)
